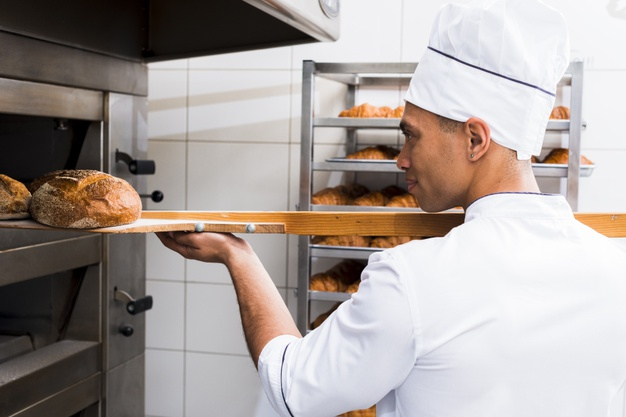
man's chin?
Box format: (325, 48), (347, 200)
(417, 199), (458, 213)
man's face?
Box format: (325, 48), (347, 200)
(397, 103), (468, 212)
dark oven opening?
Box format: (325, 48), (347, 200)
(0, 113), (99, 185)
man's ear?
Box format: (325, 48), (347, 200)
(464, 117), (491, 161)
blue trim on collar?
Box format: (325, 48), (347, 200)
(427, 46), (556, 97)
(280, 342), (295, 417)
(469, 191), (557, 207)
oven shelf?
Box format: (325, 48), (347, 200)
(0, 235), (101, 287)
(0, 340), (100, 417)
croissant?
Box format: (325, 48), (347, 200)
(309, 272), (345, 292)
(386, 193), (419, 208)
(326, 259), (365, 286)
(336, 183), (370, 199)
(541, 148), (593, 165)
(311, 184), (371, 205)
(340, 407), (376, 417)
(345, 281), (360, 294)
(390, 105), (404, 118)
(339, 103), (404, 119)
(377, 106), (393, 117)
(338, 103), (381, 118)
(310, 303), (341, 329)
(369, 236), (414, 248)
(309, 260), (365, 293)
(549, 106), (570, 120)
(346, 145), (400, 160)
(311, 187), (352, 205)
(311, 235), (372, 247)
(378, 105), (404, 118)
(352, 191), (389, 207)
(379, 185), (405, 199)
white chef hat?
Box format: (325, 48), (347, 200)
(405, 0), (570, 160)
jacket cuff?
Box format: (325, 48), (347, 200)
(258, 334), (299, 417)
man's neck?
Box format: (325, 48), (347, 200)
(463, 154), (540, 210)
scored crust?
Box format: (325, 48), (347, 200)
(0, 174), (32, 219)
(29, 169), (142, 229)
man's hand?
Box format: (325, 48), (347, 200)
(154, 230), (301, 366)
(155, 230), (245, 265)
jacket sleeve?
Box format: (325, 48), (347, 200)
(258, 251), (419, 417)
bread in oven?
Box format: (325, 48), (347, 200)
(29, 169), (141, 228)
(0, 174), (31, 219)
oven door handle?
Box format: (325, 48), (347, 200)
(114, 288), (153, 315)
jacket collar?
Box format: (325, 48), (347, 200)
(464, 192), (574, 223)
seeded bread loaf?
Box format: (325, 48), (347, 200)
(29, 169), (141, 229)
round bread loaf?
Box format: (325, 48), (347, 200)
(0, 174), (31, 219)
(29, 169), (142, 229)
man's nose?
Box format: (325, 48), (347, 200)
(396, 146), (410, 170)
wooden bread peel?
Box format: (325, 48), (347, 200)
(0, 211), (625, 238)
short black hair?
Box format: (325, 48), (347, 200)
(436, 114), (462, 135)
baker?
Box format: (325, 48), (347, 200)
(156, 0), (626, 415)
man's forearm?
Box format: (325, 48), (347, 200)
(225, 241), (302, 367)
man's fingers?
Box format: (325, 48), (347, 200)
(155, 232), (197, 258)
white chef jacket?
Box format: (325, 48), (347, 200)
(258, 193), (626, 417)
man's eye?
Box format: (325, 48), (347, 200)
(402, 132), (412, 141)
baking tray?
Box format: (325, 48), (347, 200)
(531, 163), (596, 177)
(316, 158), (399, 172)
(326, 158), (396, 164)
(322, 158), (596, 178)
(313, 118), (570, 131)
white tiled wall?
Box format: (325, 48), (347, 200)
(145, 1), (626, 416)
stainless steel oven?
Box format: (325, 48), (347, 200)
(0, 1), (339, 415)
(0, 62), (150, 417)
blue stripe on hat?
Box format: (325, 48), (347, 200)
(427, 46), (556, 97)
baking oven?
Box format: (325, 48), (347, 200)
(0, 60), (151, 417)
(0, 1), (339, 415)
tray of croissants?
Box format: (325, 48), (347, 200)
(325, 144), (594, 177)
(306, 260), (378, 417)
(531, 147), (595, 177)
(309, 183), (422, 251)
(329, 104), (593, 170)
(307, 259), (377, 417)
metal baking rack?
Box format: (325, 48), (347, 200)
(297, 61), (588, 334)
